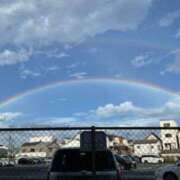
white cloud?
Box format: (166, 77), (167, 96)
(69, 72), (87, 79)
(67, 63), (79, 69)
(0, 49), (32, 66)
(35, 49), (70, 59)
(46, 65), (59, 72)
(95, 100), (180, 119)
(46, 52), (70, 59)
(131, 53), (152, 68)
(0, 112), (22, 121)
(161, 50), (180, 74)
(0, 0), (153, 46)
(159, 10), (180, 27)
(20, 69), (41, 79)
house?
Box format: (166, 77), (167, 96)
(61, 133), (80, 148)
(134, 133), (162, 157)
(160, 120), (180, 151)
(17, 136), (60, 158)
(60, 132), (132, 154)
(29, 136), (54, 143)
(160, 119), (180, 161)
(107, 134), (132, 154)
(0, 145), (8, 158)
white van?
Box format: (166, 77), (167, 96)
(141, 155), (164, 164)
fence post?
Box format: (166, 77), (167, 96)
(91, 126), (96, 180)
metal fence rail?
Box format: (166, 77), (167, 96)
(0, 126), (179, 179)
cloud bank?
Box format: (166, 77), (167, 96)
(96, 100), (180, 119)
(0, 0), (153, 46)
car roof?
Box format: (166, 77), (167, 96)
(55, 148), (112, 153)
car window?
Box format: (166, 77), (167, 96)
(177, 163), (180, 166)
(142, 155), (159, 158)
(51, 150), (116, 172)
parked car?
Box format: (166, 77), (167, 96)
(126, 155), (137, 168)
(141, 155), (164, 164)
(155, 162), (180, 180)
(3, 163), (15, 167)
(44, 158), (52, 165)
(18, 158), (35, 165)
(47, 148), (122, 180)
(115, 154), (132, 170)
(0, 160), (15, 167)
(33, 158), (46, 165)
(120, 155), (137, 168)
(131, 155), (141, 163)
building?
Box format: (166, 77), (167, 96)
(18, 136), (60, 158)
(61, 133), (80, 148)
(107, 134), (132, 154)
(60, 132), (132, 154)
(0, 145), (8, 158)
(160, 120), (180, 151)
(29, 136), (54, 143)
(160, 120), (180, 161)
(134, 133), (162, 157)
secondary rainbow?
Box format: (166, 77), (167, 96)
(0, 78), (179, 108)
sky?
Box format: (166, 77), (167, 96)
(0, 0), (180, 127)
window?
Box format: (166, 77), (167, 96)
(165, 134), (172, 138)
(49, 148), (53, 152)
(165, 143), (172, 150)
(158, 145), (161, 150)
(137, 146), (140, 149)
(30, 148), (35, 152)
(39, 148), (43, 152)
(164, 123), (170, 127)
(22, 149), (26, 153)
(151, 146), (154, 149)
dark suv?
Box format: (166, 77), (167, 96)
(47, 148), (122, 180)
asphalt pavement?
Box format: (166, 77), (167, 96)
(0, 165), (156, 180)
(123, 169), (155, 180)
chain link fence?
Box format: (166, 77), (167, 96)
(0, 126), (179, 179)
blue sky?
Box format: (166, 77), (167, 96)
(0, 0), (180, 127)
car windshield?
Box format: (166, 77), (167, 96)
(51, 150), (116, 172)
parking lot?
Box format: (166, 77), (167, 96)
(0, 165), (156, 180)
(0, 157), (168, 180)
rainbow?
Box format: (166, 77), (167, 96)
(0, 78), (179, 108)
